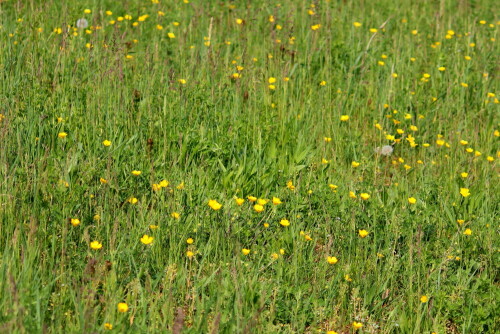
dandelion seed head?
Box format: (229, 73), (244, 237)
(375, 145), (394, 156)
(76, 18), (89, 29)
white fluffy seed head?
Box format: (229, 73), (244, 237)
(76, 18), (89, 29)
(375, 145), (394, 156)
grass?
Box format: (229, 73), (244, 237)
(0, 0), (498, 333)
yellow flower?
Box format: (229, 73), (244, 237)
(84, 9), (91, 14)
(186, 238), (194, 244)
(149, 225), (159, 230)
(168, 32), (176, 39)
(351, 161), (360, 168)
(242, 248), (251, 255)
(178, 79), (187, 85)
(131, 170), (141, 176)
(436, 139), (446, 146)
(408, 197), (417, 204)
(352, 321), (363, 329)
(128, 197), (138, 204)
(349, 191), (357, 199)
(327, 256), (338, 264)
(360, 193), (370, 200)
(438, 66), (446, 71)
(90, 241), (102, 250)
(236, 18), (243, 25)
(340, 115), (350, 122)
(208, 199), (222, 210)
(104, 323), (113, 330)
(322, 158), (329, 164)
(460, 188), (470, 197)
(159, 180), (169, 188)
(328, 184), (338, 191)
(358, 229), (369, 238)
(257, 199), (268, 205)
(456, 219), (465, 225)
(280, 219), (290, 227)
(311, 24), (321, 30)
(171, 212), (180, 219)
(70, 218), (80, 227)
(271, 253), (279, 260)
(253, 204), (264, 213)
(235, 197), (245, 205)
(327, 331), (338, 334)
(102, 140), (111, 146)
(286, 181), (295, 191)
(58, 132), (68, 139)
(463, 228), (472, 235)
(186, 250), (195, 258)
(353, 22), (362, 28)
(140, 234), (154, 245)
(460, 172), (468, 178)
(117, 303), (129, 313)
(247, 196), (257, 202)
(369, 28), (378, 33)
(319, 81), (326, 86)
(420, 295), (428, 303)
(324, 137), (332, 142)
(461, 82), (468, 88)
(268, 77), (276, 84)
(272, 197), (282, 205)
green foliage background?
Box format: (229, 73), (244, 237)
(0, 0), (498, 333)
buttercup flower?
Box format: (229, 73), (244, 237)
(352, 322), (363, 329)
(90, 241), (102, 250)
(358, 230), (369, 238)
(117, 303), (128, 313)
(140, 234), (154, 245)
(280, 219), (290, 227)
(253, 204), (264, 212)
(360, 193), (370, 200)
(208, 199), (222, 210)
(272, 197), (282, 205)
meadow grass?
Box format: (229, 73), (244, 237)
(0, 0), (498, 333)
